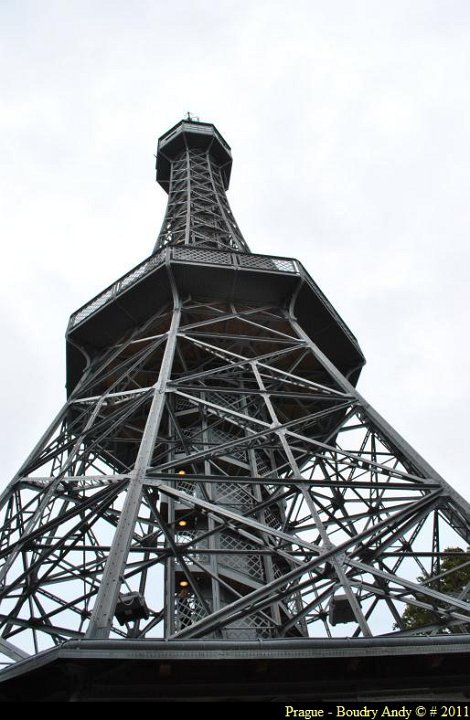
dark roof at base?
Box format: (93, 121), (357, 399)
(1, 636), (470, 702)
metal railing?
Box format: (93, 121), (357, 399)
(68, 246), (300, 330)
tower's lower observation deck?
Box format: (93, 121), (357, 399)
(66, 245), (365, 396)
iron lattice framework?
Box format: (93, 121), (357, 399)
(1, 118), (470, 671)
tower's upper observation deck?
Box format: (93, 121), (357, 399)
(156, 119), (233, 192)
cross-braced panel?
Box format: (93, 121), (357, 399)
(154, 149), (250, 253)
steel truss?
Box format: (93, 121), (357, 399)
(1, 119), (470, 670)
(154, 123), (249, 253)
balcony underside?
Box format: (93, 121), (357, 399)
(66, 249), (365, 396)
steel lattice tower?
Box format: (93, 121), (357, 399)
(2, 118), (470, 700)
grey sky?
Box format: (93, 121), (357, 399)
(1, 0), (469, 499)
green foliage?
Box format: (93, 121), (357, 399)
(399, 547), (470, 632)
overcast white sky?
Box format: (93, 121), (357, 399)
(1, 0), (469, 500)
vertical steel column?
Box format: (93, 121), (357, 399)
(86, 273), (181, 639)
